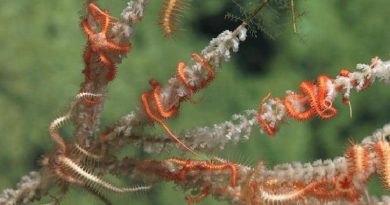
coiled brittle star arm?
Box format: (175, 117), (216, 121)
(124, 124), (390, 205)
(257, 57), (390, 136)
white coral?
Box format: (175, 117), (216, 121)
(0, 172), (42, 205)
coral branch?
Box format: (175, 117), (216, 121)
(102, 56), (389, 153)
(258, 57), (390, 136)
(73, 0), (147, 147)
(127, 124), (390, 204)
(101, 25), (248, 149)
(2, 1), (389, 205)
(0, 172), (53, 205)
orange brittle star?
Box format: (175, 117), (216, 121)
(140, 52), (217, 156)
(257, 56), (380, 136)
(141, 80), (199, 156)
(81, 2), (130, 82)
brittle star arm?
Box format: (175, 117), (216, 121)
(0, 2), (149, 204)
(109, 124), (390, 205)
(98, 24), (249, 150)
(73, 0), (147, 147)
(100, 56), (390, 152)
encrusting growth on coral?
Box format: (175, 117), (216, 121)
(176, 53), (216, 92)
(0, 172), (48, 205)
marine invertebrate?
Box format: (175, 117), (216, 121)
(81, 2), (131, 82)
(1, 1), (390, 205)
(159, 0), (187, 37)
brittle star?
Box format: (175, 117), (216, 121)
(43, 92), (150, 204)
(81, 2), (130, 82)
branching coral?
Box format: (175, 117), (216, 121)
(129, 124), (390, 204)
(0, 0), (390, 205)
